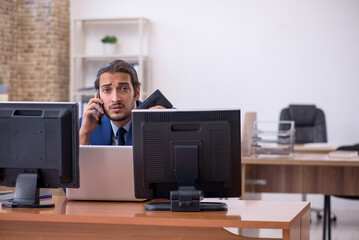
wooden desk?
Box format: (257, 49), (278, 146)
(0, 196), (310, 240)
(243, 153), (359, 196)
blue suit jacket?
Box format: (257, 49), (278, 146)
(79, 100), (141, 146)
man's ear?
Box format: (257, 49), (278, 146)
(135, 87), (140, 101)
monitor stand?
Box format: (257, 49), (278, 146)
(2, 173), (54, 208)
(145, 145), (228, 212)
(145, 186), (228, 211)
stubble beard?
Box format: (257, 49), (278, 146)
(105, 99), (135, 122)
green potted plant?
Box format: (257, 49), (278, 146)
(101, 35), (117, 54)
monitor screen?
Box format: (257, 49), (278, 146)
(0, 102), (79, 208)
(132, 108), (241, 212)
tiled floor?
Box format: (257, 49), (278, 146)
(310, 209), (359, 240)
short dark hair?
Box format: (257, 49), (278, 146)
(94, 59), (140, 95)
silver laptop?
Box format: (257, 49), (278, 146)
(66, 145), (145, 201)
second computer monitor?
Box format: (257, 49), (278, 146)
(132, 108), (241, 212)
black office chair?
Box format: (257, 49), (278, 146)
(279, 104), (327, 144)
(323, 144), (359, 240)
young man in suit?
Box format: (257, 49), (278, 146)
(79, 59), (163, 145)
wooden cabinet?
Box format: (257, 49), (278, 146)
(70, 18), (150, 110)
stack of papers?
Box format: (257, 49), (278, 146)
(328, 150), (358, 158)
(0, 191), (13, 201)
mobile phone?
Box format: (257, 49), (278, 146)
(97, 89), (104, 125)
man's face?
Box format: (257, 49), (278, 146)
(98, 72), (140, 125)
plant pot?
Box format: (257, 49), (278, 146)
(102, 43), (117, 55)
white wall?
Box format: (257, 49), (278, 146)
(71, 0), (359, 146)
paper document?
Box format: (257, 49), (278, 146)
(328, 150), (358, 158)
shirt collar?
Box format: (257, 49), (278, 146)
(110, 120), (131, 137)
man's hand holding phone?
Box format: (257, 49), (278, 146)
(96, 89), (104, 125)
(79, 91), (104, 145)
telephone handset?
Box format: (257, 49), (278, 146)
(97, 89), (104, 125)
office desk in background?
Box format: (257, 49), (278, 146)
(0, 196), (310, 240)
(243, 153), (359, 196)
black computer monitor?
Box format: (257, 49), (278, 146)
(132, 108), (241, 212)
(0, 102), (80, 208)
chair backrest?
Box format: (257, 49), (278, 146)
(279, 104), (327, 144)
